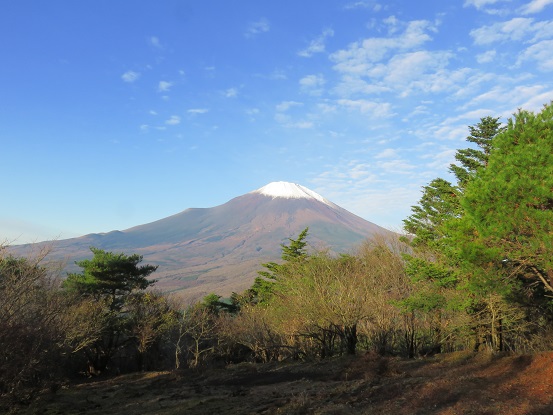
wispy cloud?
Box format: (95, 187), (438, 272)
(121, 71), (140, 83)
(276, 101), (303, 112)
(375, 148), (398, 159)
(463, 0), (504, 9)
(149, 36), (163, 49)
(165, 115), (181, 125)
(520, 0), (553, 14)
(337, 99), (393, 118)
(518, 40), (553, 71)
(344, 1), (383, 11)
(158, 81), (173, 92)
(299, 74), (326, 95)
(298, 28), (335, 57)
(470, 18), (534, 44)
(187, 108), (209, 114)
(224, 87), (238, 98)
(245, 18), (270, 38)
(274, 101), (313, 128)
(330, 19), (436, 75)
(463, 0), (511, 14)
(476, 50), (497, 63)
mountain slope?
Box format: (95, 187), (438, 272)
(12, 182), (393, 300)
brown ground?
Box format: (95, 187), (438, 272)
(14, 351), (553, 415)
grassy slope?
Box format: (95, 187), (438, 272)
(14, 351), (553, 415)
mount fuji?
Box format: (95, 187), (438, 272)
(13, 182), (393, 300)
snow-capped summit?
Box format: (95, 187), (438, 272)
(252, 181), (335, 207)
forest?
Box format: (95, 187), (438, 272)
(1, 102), (552, 411)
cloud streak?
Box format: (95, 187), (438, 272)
(122, 71), (140, 83)
(298, 28), (335, 57)
(245, 18), (270, 37)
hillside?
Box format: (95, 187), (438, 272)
(18, 351), (553, 415)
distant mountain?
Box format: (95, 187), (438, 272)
(11, 182), (393, 301)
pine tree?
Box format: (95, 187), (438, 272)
(449, 116), (504, 188)
(455, 103), (553, 299)
(245, 228), (309, 305)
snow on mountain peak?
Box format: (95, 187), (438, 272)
(253, 182), (335, 207)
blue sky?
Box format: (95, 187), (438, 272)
(2, 0), (553, 243)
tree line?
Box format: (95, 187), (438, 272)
(1, 102), (552, 409)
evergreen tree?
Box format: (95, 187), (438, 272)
(453, 103), (553, 300)
(401, 116), (505, 352)
(63, 247), (158, 372)
(449, 116), (504, 188)
(245, 227), (309, 305)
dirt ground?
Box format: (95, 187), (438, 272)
(12, 351), (553, 415)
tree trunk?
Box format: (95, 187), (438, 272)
(343, 325), (357, 355)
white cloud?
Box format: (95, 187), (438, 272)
(470, 17), (541, 45)
(518, 40), (553, 71)
(224, 88), (238, 98)
(424, 148), (458, 170)
(476, 50), (497, 63)
(149, 36), (162, 48)
(516, 87), (553, 111)
(121, 71), (140, 83)
(520, 0), (553, 14)
(317, 103), (337, 113)
(337, 99), (393, 117)
(299, 74), (325, 88)
(276, 101), (303, 112)
(463, 0), (512, 13)
(309, 161), (422, 229)
(298, 28), (335, 57)
(463, 0), (504, 9)
(299, 74), (326, 95)
(149, 110), (158, 115)
(158, 81), (173, 92)
(375, 148), (398, 159)
(274, 101), (313, 128)
(380, 50), (453, 84)
(333, 45), (468, 98)
(344, 1), (382, 10)
(288, 121), (314, 129)
(245, 108), (260, 121)
(376, 159), (416, 174)
(187, 108), (209, 114)
(165, 115), (181, 125)
(245, 18), (270, 37)
(268, 69), (287, 80)
(332, 76), (392, 97)
(330, 19), (436, 75)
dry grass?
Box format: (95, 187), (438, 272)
(9, 351), (553, 415)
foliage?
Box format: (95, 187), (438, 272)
(452, 103), (553, 303)
(0, 249), (66, 404)
(244, 227), (310, 305)
(270, 236), (411, 357)
(63, 247), (159, 373)
(449, 115), (504, 188)
(401, 115), (507, 352)
(64, 247), (157, 310)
